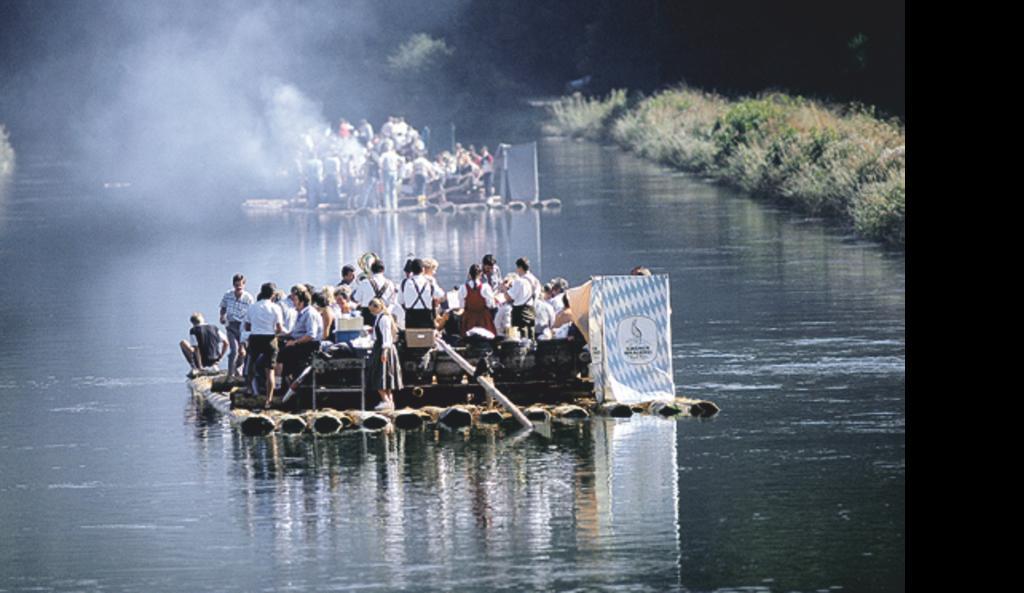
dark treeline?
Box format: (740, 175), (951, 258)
(405, 0), (906, 118)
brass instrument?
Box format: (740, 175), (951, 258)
(358, 251), (380, 276)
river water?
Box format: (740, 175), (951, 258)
(0, 136), (905, 592)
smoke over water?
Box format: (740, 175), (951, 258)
(72, 2), (347, 204)
(0, 0), (469, 215)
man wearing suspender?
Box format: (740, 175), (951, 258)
(353, 259), (395, 326)
(400, 258), (437, 329)
(506, 257), (542, 340)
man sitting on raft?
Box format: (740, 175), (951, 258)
(180, 313), (229, 373)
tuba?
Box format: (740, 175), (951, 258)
(358, 251), (380, 276)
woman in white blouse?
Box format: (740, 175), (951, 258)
(368, 298), (402, 411)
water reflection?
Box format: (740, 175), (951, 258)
(242, 207), (557, 289)
(202, 416), (682, 591)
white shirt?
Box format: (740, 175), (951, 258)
(279, 302), (297, 334)
(379, 150), (403, 176)
(548, 294), (566, 314)
(374, 313), (396, 347)
(399, 274), (437, 310)
(494, 304), (512, 336)
(508, 272), (541, 306)
(247, 299), (284, 335)
(412, 156), (439, 178)
(353, 273), (396, 308)
(534, 299), (555, 335)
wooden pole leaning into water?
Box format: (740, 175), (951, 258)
(434, 338), (532, 431)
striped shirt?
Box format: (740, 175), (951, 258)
(220, 290), (255, 323)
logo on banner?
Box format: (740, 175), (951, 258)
(617, 316), (658, 364)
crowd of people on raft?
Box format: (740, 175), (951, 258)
(182, 256), (655, 412)
(297, 115), (498, 210)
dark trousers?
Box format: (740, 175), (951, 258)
(280, 340), (319, 381)
(511, 305), (536, 339)
(405, 308), (434, 329)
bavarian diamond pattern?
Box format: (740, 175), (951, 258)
(591, 275), (674, 404)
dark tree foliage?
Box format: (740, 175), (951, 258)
(0, 0), (905, 139)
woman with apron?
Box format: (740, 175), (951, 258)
(459, 264), (497, 336)
(368, 298), (402, 411)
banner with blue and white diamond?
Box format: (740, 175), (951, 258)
(589, 275), (675, 404)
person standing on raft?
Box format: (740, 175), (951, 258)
(506, 257), (542, 339)
(244, 283), (285, 407)
(353, 259), (396, 327)
(368, 298), (401, 411)
(219, 273), (254, 378)
(459, 264), (496, 336)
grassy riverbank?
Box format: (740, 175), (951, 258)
(1, 124), (13, 177)
(544, 88), (905, 246)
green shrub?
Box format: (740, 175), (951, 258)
(544, 87), (905, 246)
(387, 34), (453, 74)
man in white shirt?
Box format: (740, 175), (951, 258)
(534, 283), (557, 339)
(353, 259), (396, 326)
(412, 153), (440, 199)
(505, 257), (542, 339)
(400, 258), (438, 329)
(378, 141), (404, 211)
(244, 282), (285, 406)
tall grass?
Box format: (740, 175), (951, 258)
(0, 124), (13, 177)
(543, 90), (628, 141)
(547, 87), (905, 246)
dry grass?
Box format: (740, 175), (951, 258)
(543, 90), (628, 141)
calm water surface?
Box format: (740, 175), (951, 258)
(0, 137), (904, 592)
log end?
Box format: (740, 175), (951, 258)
(240, 414), (276, 436)
(439, 406), (473, 428)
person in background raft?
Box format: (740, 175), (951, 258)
(180, 312), (228, 372)
(459, 264), (496, 336)
(630, 266), (652, 276)
(219, 273), (254, 378)
(368, 298), (401, 411)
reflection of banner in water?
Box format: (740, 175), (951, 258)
(589, 275), (675, 404)
(591, 416), (681, 583)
